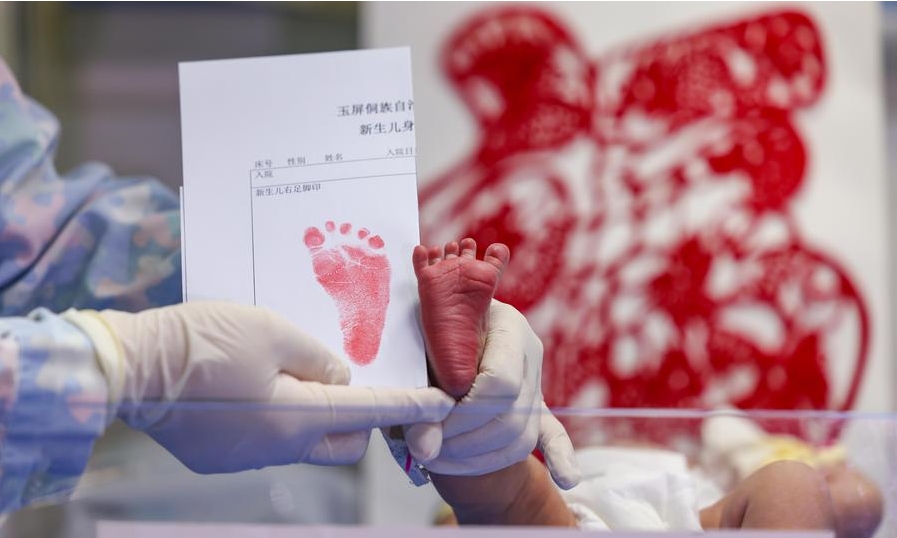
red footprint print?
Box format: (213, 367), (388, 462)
(303, 221), (391, 365)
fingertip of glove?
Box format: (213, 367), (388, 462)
(543, 437), (582, 490)
(332, 363), (351, 385)
(320, 353), (351, 385)
(405, 423), (442, 463)
(546, 445), (582, 490)
(554, 464), (583, 491)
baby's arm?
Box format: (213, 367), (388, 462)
(432, 456), (577, 527)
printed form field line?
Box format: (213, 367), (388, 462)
(253, 172), (416, 192)
(249, 154), (416, 187)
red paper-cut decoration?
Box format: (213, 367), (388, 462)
(419, 6), (869, 444)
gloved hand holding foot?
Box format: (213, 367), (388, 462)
(64, 301), (454, 473)
(411, 300), (580, 486)
(406, 239), (581, 526)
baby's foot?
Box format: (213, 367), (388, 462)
(304, 221), (391, 365)
(413, 238), (510, 398)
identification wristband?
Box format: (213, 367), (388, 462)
(381, 427), (431, 486)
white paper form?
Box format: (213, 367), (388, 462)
(179, 48), (426, 388)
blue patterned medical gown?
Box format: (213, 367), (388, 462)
(0, 56), (181, 512)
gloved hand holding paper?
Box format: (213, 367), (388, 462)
(65, 302), (454, 472)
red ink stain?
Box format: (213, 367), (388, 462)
(420, 6), (869, 444)
(303, 221), (392, 365)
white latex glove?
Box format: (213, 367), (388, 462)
(63, 301), (454, 473)
(405, 300), (582, 490)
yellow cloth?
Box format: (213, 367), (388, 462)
(760, 435), (847, 469)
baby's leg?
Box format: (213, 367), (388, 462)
(700, 460), (835, 532)
(413, 238), (510, 398)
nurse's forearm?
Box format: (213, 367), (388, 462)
(431, 455), (577, 526)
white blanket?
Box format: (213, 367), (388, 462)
(561, 447), (724, 531)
